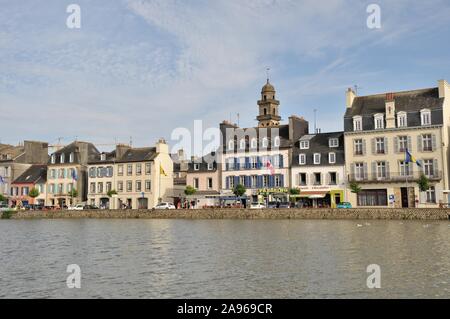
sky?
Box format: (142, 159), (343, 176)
(1, 0), (450, 155)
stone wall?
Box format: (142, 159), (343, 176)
(10, 208), (450, 220)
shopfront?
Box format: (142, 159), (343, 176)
(291, 188), (344, 208)
(255, 188), (289, 205)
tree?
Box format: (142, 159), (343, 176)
(349, 181), (362, 194)
(68, 189), (78, 198)
(184, 185), (197, 196)
(107, 189), (118, 198)
(233, 184), (246, 198)
(28, 187), (40, 204)
(0, 194), (5, 203)
(417, 174), (430, 192)
(289, 188), (300, 195)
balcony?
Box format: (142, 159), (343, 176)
(348, 171), (442, 183)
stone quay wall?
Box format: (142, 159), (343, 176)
(8, 208), (450, 220)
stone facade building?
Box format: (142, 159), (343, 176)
(344, 80), (450, 208)
(10, 165), (47, 207)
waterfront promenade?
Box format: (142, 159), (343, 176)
(8, 208), (450, 220)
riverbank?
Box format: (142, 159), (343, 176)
(7, 208), (450, 220)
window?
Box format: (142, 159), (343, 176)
(397, 112), (407, 128)
(136, 164), (142, 175)
(329, 172), (337, 185)
(426, 186), (436, 203)
(60, 153), (65, 164)
(299, 154), (306, 165)
(145, 163), (151, 175)
(229, 177), (234, 189)
(354, 139), (363, 155)
(375, 138), (385, 154)
(262, 138), (268, 148)
(89, 167), (96, 178)
(207, 178), (213, 189)
(421, 109), (431, 126)
(355, 163), (365, 180)
(313, 153), (321, 165)
(357, 189), (388, 206)
(329, 138), (339, 148)
(228, 140), (234, 151)
(107, 166), (113, 177)
(194, 178), (199, 189)
(22, 187), (29, 196)
(374, 114), (384, 129)
(145, 180), (151, 191)
(207, 163), (214, 170)
(70, 152), (75, 163)
(398, 136), (408, 152)
(263, 175), (269, 187)
(51, 154), (56, 164)
(106, 182), (112, 192)
(117, 181), (123, 192)
(251, 157), (257, 169)
(299, 173), (307, 186)
(136, 181), (141, 192)
(240, 176), (245, 186)
(251, 176), (257, 188)
(127, 164), (133, 176)
(399, 161), (411, 177)
(118, 165), (124, 176)
(90, 183), (95, 193)
(194, 163), (200, 171)
(353, 116), (362, 131)
(314, 173), (321, 185)
(97, 183), (103, 194)
(423, 159), (434, 177)
(274, 136), (280, 147)
(274, 175), (282, 187)
(227, 158), (235, 170)
(376, 162), (386, 179)
(126, 181), (132, 192)
(50, 169), (56, 179)
(422, 134), (433, 151)
(328, 152), (336, 164)
(300, 141), (309, 149)
(100, 153), (106, 161)
(240, 139), (246, 150)
(251, 139), (257, 149)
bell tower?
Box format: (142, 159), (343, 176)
(256, 79), (281, 127)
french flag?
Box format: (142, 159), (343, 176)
(266, 160), (275, 176)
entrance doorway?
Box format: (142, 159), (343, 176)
(401, 187), (409, 208)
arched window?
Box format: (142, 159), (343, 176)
(251, 138), (257, 149)
(273, 136), (280, 147)
(262, 137), (268, 148)
(240, 139), (246, 150)
(228, 140), (234, 151)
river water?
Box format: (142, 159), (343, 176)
(0, 219), (449, 298)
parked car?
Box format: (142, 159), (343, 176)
(68, 204), (85, 211)
(250, 202), (266, 209)
(84, 205), (99, 210)
(278, 202), (291, 209)
(337, 202), (352, 209)
(0, 203), (10, 212)
(154, 202), (176, 210)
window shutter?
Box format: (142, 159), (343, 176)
(269, 175), (274, 187)
(305, 173), (309, 185)
(432, 134), (437, 151)
(350, 163), (355, 180)
(336, 173), (339, 184)
(433, 159), (439, 178)
(245, 157), (250, 169)
(280, 175), (284, 187)
(362, 139), (367, 155)
(417, 135), (422, 152)
(235, 158), (240, 170)
(279, 155), (283, 168)
(310, 173), (315, 185)
(394, 137), (399, 153)
(257, 157), (262, 169)
(326, 173), (331, 185)
(407, 136), (412, 151)
(384, 137), (388, 154)
(234, 176), (240, 187)
(371, 162), (377, 180)
(226, 177), (230, 189)
(353, 140), (356, 154)
(257, 175), (263, 188)
(371, 138), (376, 154)
(296, 173), (300, 186)
(386, 161), (390, 179)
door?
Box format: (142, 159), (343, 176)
(401, 187), (408, 208)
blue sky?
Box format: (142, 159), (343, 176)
(1, 0), (450, 154)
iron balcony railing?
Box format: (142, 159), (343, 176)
(348, 170), (442, 183)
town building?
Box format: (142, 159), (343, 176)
(0, 141), (48, 206)
(186, 152), (221, 208)
(291, 132), (346, 208)
(220, 79), (309, 204)
(344, 80), (450, 208)
(47, 141), (99, 208)
(10, 165), (47, 207)
(87, 139), (173, 209)
(172, 149), (189, 208)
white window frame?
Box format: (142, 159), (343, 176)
(328, 152), (336, 164)
(262, 138), (268, 148)
(193, 163), (200, 171)
(374, 114), (384, 130)
(300, 141), (309, 150)
(420, 109), (431, 126)
(273, 136), (280, 148)
(251, 139), (257, 149)
(51, 154), (56, 164)
(329, 138), (339, 148)
(228, 140), (234, 151)
(397, 112), (407, 128)
(353, 116), (362, 131)
(354, 139), (363, 155)
(60, 153), (65, 164)
(299, 154), (306, 165)
(240, 139), (246, 150)
(313, 153), (321, 165)
(207, 163), (214, 171)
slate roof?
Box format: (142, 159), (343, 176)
(0, 144), (25, 162)
(49, 141), (99, 165)
(13, 165), (47, 184)
(344, 88), (444, 132)
(188, 152), (219, 172)
(88, 150), (117, 164)
(115, 147), (157, 163)
(292, 132), (345, 166)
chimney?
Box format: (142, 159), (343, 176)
(116, 144), (131, 159)
(346, 88), (356, 108)
(385, 92), (396, 129)
(438, 79), (449, 98)
(156, 138), (169, 154)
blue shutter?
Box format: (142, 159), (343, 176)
(280, 174), (284, 187)
(226, 161), (229, 171)
(226, 177), (230, 189)
(269, 175), (275, 187)
(245, 157), (250, 169)
(257, 175), (263, 188)
(279, 155), (283, 168)
(244, 176), (250, 188)
(257, 157), (262, 169)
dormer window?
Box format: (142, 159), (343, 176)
(397, 112), (407, 128)
(193, 163), (200, 171)
(207, 163), (214, 171)
(51, 154), (56, 164)
(421, 109), (431, 126)
(100, 153), (106, 161)
(273, 136), (280, 148)
(251, 138), (257, 149)
(329, 138), (339, 148)
(300, 141), (309, 150)
(374, 114), (384, 130)
(60, 153), (65, 163)
(240, 139), (246, 150)
(353, 116), (362, 131)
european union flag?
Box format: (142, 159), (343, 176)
(71, 169), (78, 181)
(0, 176), (5, 184)
(405, 149), (422, 167)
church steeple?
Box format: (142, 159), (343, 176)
(256, 78), (281, 127)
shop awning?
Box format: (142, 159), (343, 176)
(293, 191), (329, 199)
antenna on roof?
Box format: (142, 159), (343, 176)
(129, 136), (133, 147)
(354, 85), (362, 95)
(314, 109), (317, 134)
(266, 67), (271, 83)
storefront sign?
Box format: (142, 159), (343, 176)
(257, 188), (288, 195)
